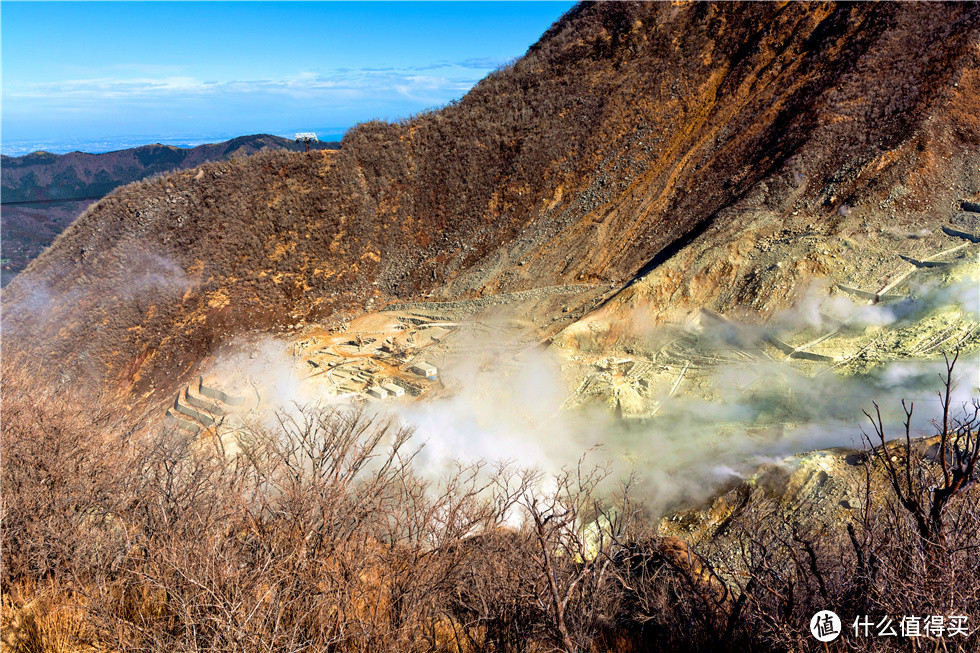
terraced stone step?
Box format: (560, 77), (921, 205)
(836, 284), (906, 303)
(184, 386), (227, 416)
(786, 350), (835, 362)
(898, 255), (952, 269)
(941, 226), (980, 243)
(197, 377), (246, 406)
(763, 335), (795, 356)
(165, 409), (203, 434)
(172, 391), (215, 427)
(761, 335), (834, 362)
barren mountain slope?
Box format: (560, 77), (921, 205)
(0, 135), (339, 285)
(3, 1), (979, 405)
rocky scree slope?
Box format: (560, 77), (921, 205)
(3, 1), (979, 405)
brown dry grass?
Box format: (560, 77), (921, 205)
(2, 356), (978, 652)
(1, 580), (109, 653)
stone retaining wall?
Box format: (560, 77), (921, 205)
(198, 377), (245, 406)
(173, 392), (215, 427)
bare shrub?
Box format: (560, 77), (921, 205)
(1, 362), (134, 589)
(3, 355), (978, 652)
(623, 354), (980, 652)
(70, 406), (536, 652)
(518, 462), (627, 652)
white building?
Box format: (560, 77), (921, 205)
(382, 382), (406, 397)
(366, 386), (389, 399)
(410, 362), (438, 379)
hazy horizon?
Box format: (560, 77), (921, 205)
(1, 129), (350, 157)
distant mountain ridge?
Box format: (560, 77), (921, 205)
(1, 133), (339, 203)
(0, 134), (340, 284)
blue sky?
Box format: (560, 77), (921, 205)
(1, 1), (576, 154)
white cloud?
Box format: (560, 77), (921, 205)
(1, 56), (513, 144)
(5, 61), (497, 106)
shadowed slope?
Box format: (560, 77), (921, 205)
(3, 1), (979, 403)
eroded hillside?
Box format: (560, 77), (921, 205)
(0, 135), (339, 285)
(3, 1), (979, 411)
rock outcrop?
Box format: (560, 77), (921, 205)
(3, 2), (979, 406)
